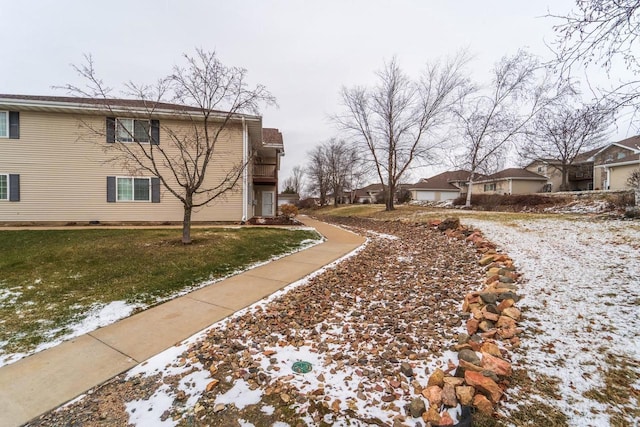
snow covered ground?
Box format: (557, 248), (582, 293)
(463, 217), (640, 426)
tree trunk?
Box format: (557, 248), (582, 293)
(465, 179), (474, 207)
(560, 167), (569, 191)
(182, 203), (193, 245)
(386, 184), (395, 211)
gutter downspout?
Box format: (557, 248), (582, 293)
(242, 118), (248, 222)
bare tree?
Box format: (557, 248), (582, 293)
(324, 139), (360, 207)
(334, 53), (471, 211)
(522, 101), (612, 190)
(307, 144), (330, 206)
(549, 1), (640, 119)
(454, 50), (571, 207)
(63, 50), (275, 244)
(306, 140), (361, 207)
(281, 165), (305, 195)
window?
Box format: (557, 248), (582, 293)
(117, 177), (151, 201)
(0, 174), (7, 199)
(107, 176), (159, 203)
(0, 111), (19, 139)
(0, 174), (19, 201)
(484, 183), (496, 191)
(0, 112), (7, 138)
(618, 152), (626, 159)
(116, 119), (150, 143)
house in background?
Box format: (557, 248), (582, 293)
(0, 94), (282, 223)
(592, 135), (640, 190)
(525, 147), (600, 192)
(407, 170), (474, 202)
(470, 168), (548, 195)
(277, 192), (299, 208)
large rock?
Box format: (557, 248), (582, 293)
(479, 292), (498, 304)
(442, 383), (458, 407)
(421, 385), (442, 406)
(458, 349), (481, 365)
(502, 307), (521, 320)
(455, 385), (475, 406)
(480, 352), (512, 376)
(438, 217), (460, 231)
(464, 370), (503, 403)
(466, 318), (479, 335)
(408, 397), (426, 418)
(422, 405), (441, 425)
(480, 342), (502, 357)
(427, 368), (445, 387)
(400, 362), (414, 378)
(496, 315), (517, 329)
(473, 393), (494, 415)
(439, 410), (455, 425)
(497, 298), (515, 312)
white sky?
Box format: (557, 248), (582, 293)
(0, 0), (633, 187)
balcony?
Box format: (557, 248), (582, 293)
(253, 163), (277, 183)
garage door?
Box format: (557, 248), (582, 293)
(416, 190), (436, 201)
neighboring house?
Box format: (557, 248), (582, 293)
(591, 135), (640, 190)
(407, 170), (474, 202)
(0, 94), (283, 223)
(471, 168), (548, 195)
(352, 183), (386, 204)
(525, 147), (600, 192)
(277, 193), (299, 208)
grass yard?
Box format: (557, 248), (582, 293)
(0, 227), (319, 361)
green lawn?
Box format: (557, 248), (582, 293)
(0, 227), (319, 360)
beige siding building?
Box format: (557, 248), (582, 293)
(471, 168), (547, 195)
(0, 95), (283, 223)
(592, 136), (640, 190)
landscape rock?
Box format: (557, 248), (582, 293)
(457, 349), (481, 366)
(441, 383), (457, 407)
(480, 352), (512, 376)
(421, 386), (442, 406)
(408, 397), (426, 418)
(427, 368), (445, 387)
(464, 371), (503, 403)
(422, 405), (441, 425)
(473, 394), (494, 415)
(400, 362), (414, 378)
(455, 386), (475, 406)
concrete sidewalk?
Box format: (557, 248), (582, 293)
(0, 216), (364, 427)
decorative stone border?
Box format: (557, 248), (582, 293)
(415, 217), (522, 426)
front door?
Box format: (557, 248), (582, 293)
(261, 191), (274, 216)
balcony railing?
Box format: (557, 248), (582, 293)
(254, 163), (277, 179)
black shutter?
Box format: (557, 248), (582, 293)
(9, 174), (20, 201)
(106, 176), (116, 202)
(151, 177), (160, 203)
(106, 117), (116, 143)
(9, 112), (19, 139)
(150, 120), (160, 145)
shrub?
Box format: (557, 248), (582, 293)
(296, 198), (317, 209)
(281, 204), (299, 218)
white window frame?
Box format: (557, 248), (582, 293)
(115, 118), (150, 143)
(484, 183), (496, 192)
(116, 176), (151, 202)
(0, 111), (8, 138)
(0, 173), (8, 200)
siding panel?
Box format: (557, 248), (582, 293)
(0, 112), (245, 222)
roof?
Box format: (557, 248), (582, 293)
(262, 128), (284, 148)
(614, 135), (640, 151)
(408, 170), (472, 191)
(485, 168), (547, 181)
(0, 94), (261, 121)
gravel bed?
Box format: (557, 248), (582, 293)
(27, 217), (485, 427)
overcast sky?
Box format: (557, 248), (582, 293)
(0, 0), (632, 187)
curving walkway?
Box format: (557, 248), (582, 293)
(0, 216), (365, 427)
